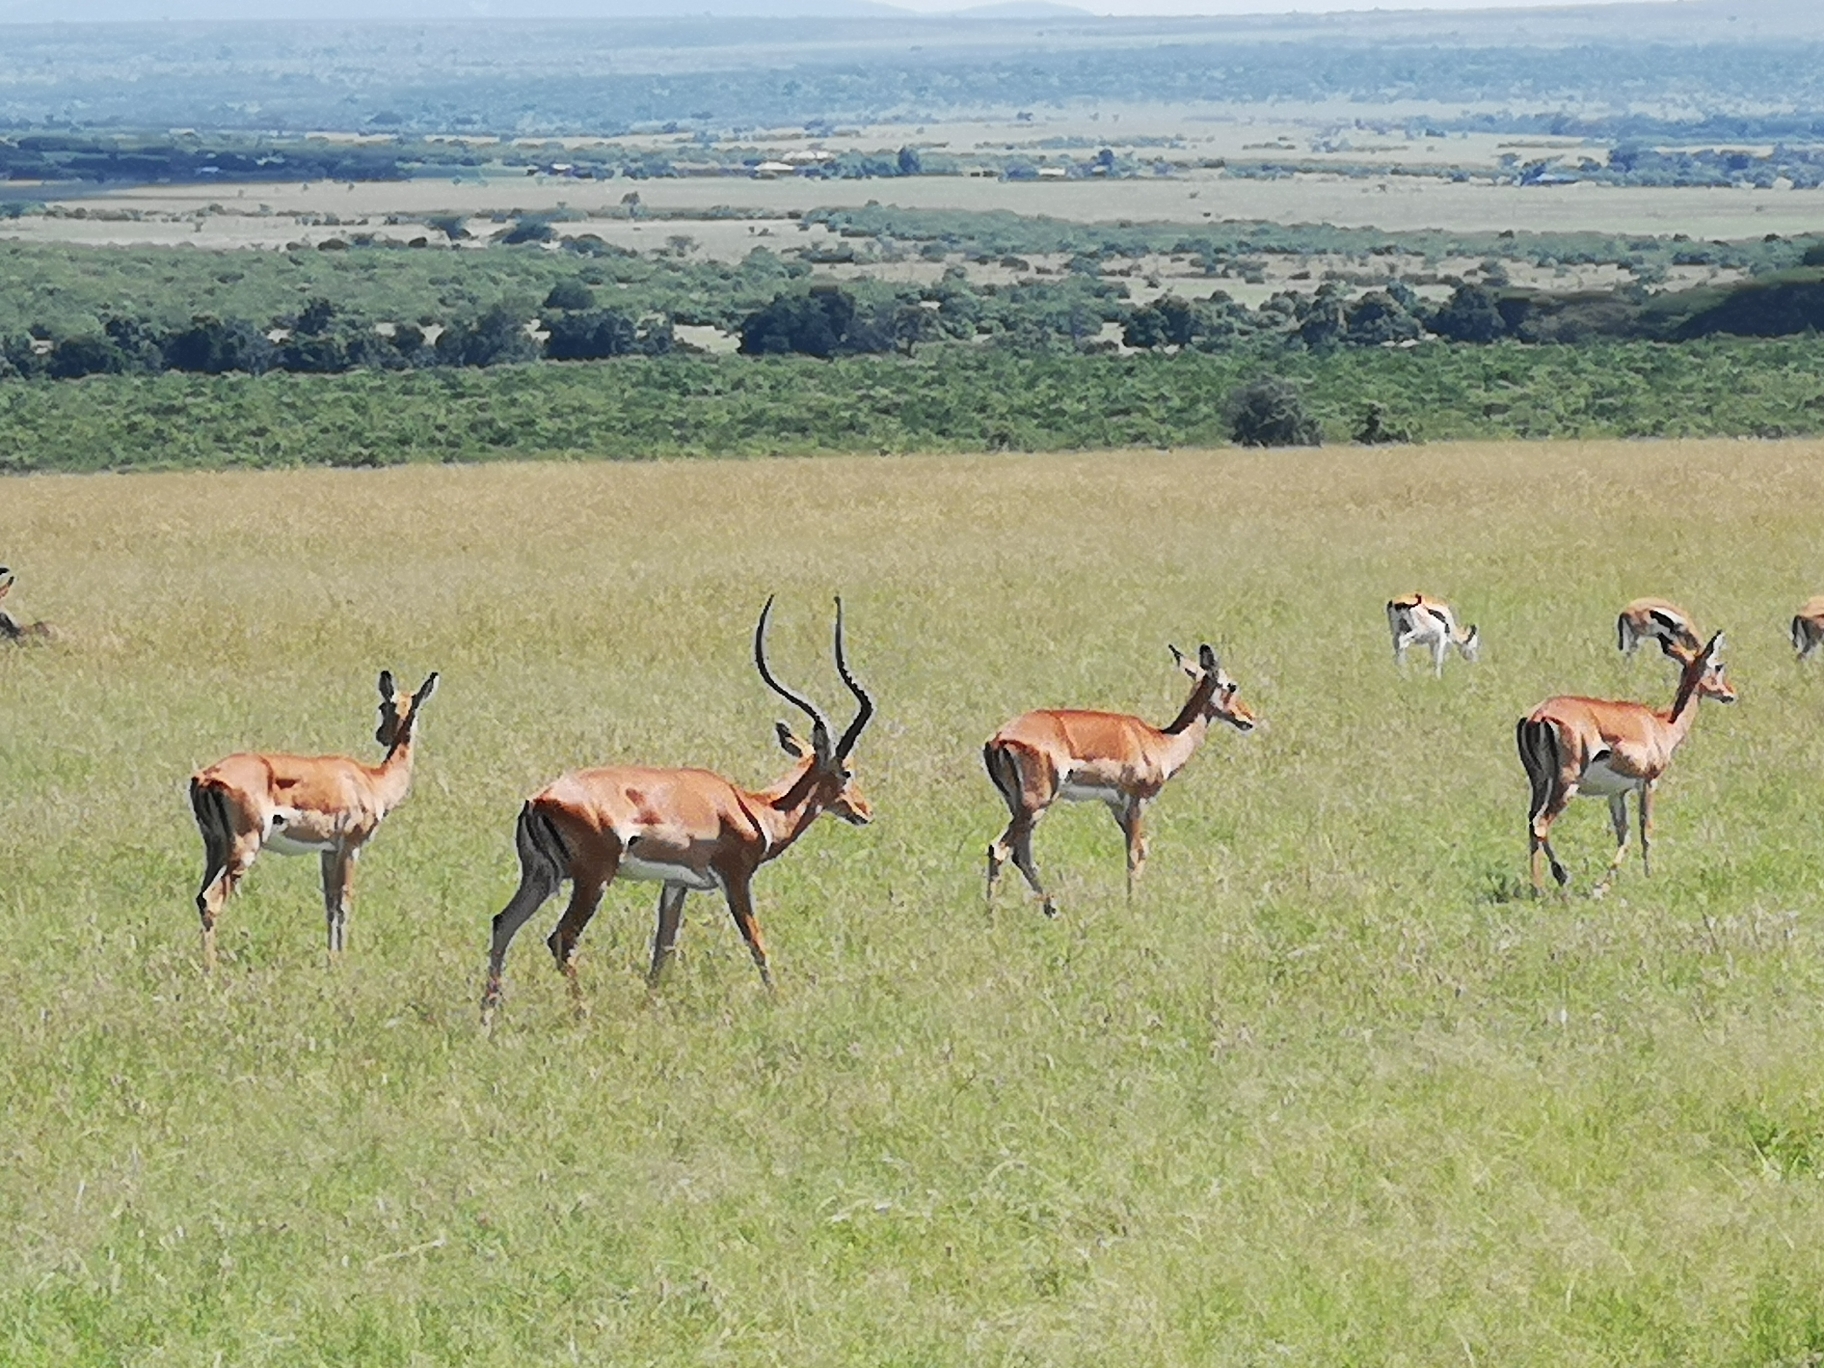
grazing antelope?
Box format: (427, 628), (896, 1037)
(1517, 632), (1733, 897)
(0, 569), (59, 643)
(481, 597), (874, 1022)
(1792, 596), (1824, 660)
(983, 643), (1257, 917)
(1386, 593), (1479, 676)
(188, 671), (439, 970)
(1617, 597), (1702, 663)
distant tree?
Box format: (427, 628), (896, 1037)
(739, 286), (885, 358)
(294, 297), (337, 335)
(1803, 243), (1824, 268)
(1225, 374), (1320, 447)
(543, 278), (597, 312)
(45, 333), (127, 379)
(434, 304), (539, 367)
(1345, 290), (1422, 346)
(897, 145), (922, 176)
(501, 215), (556, 245)
(162, 315), (275, 375)
(1353, 401), (1412, 445)
(1123, 295), (1202, 349)
(543, 308), (638, 360)
(1430, 284), (1508, 343)
(425, 214), (468, 241)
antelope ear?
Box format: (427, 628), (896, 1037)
(1198, 643), (1218, 672)
(414, 672), (439, 706)
(378, 670), (397, 701)
(1170, 643), (1196, 677)
(776, 722), (810, 758)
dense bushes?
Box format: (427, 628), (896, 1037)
(2, 340), (1822, 474)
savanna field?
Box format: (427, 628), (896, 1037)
(11, 440), (1824, 1364)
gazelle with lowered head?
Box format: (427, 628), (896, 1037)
(984, 643), (1257, 917)
(1517, 632), (1734, 897)
(481, 596), (875, 1023)
(1386, 593), (1479, 676)
(1792, 596), (1824, 660)
(0, 568), (59, 644)
(189, 670), (439, 970)
(1617, 597), (1702, 663)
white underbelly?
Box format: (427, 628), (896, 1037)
(264, 828), (336, 857)
(1057, 779), (1125, 806)
(619, 855), (721, 892)
(1578, 759), (1640, 798)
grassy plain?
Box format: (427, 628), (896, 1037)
(8, 441), (1824, 1363)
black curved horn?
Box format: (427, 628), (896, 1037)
(832, 596), (874, 760)
(754, 595), (832, 751)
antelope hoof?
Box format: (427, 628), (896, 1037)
(1041, 898), (1058, 919)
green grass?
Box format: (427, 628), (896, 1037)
(5, 339), (1824, 474)
(7, 441), (1824, 1363)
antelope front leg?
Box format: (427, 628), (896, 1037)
(721, 876), (774, 990)
(1639, 782), (1655, 878)
(320, 848), (356, 960)
(648, 883), (689, 989)
(1116, 799), (1148, 899)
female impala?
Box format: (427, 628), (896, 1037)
(1617, 597), (1702, 662)
(1517, 632), (1733, 897)
(480, 597), (874, 1022)
(1792, 596), (1824, 659)
(189, 670), (438, 969)
(1386, 593), (1479, 676)
(984, 643), (1256, 917)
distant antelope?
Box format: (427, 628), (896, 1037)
(1386, 593), (1479, 675)
(1617, 597), (1702, 662)
(1792, 596), (1824, 659)
(984, 643), (1257, 917)
(481, 597), (874, 1023)
(0, 569), (59, 643)
(189, 671), (438, 970)
(1517, 632), (1733, 897)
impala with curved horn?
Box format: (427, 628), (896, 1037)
(1617, 597), (1702, 663)
(1386, 592), (1478, 676)
(189, 670), (439, 969)
(481, 596), (875, 1022)
(984, 643), (1256, 917)
(1517, 632), (1733, 897)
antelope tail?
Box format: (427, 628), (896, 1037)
(983, 742), (1022, 809)
(1793, 616), (1807, 653)
(1515, 718), (1559, 824)
(514, 802), (573, 884)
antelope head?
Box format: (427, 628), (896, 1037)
(756, 595), (875, 825)
(1459, 624), (1482, 663)
(1682, 632), (1736, 706)
(1171, 642), (1258, 733)
(375, 670), (441, 750)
